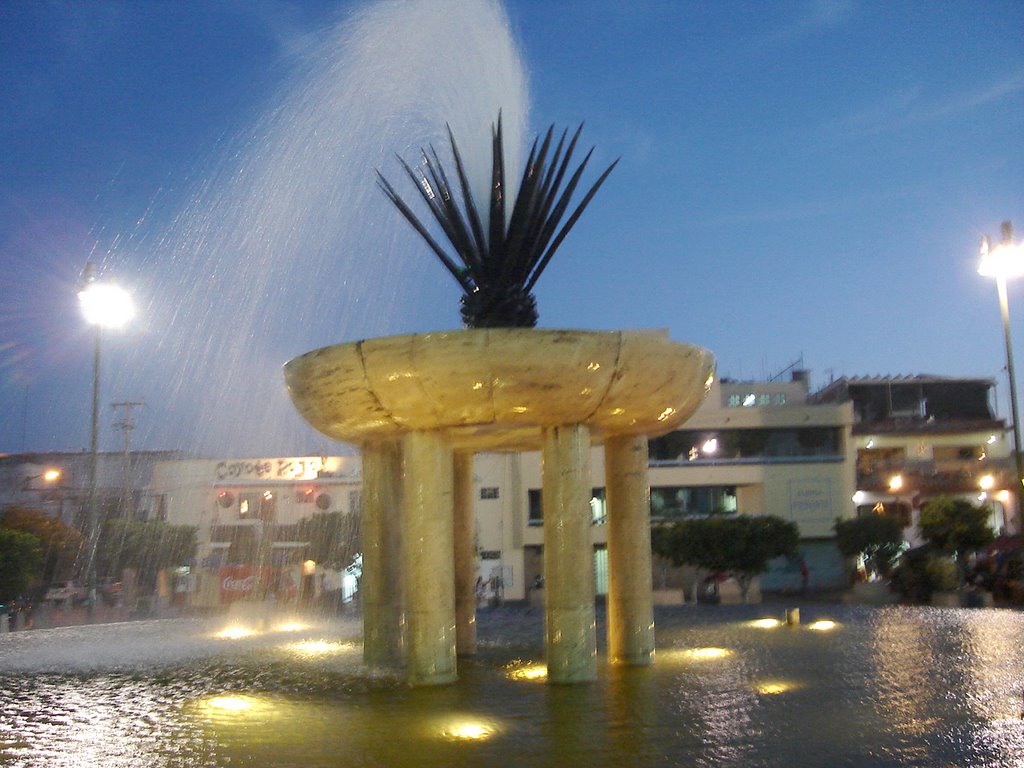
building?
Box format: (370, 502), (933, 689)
(5, 372), (1014, 608)
(0, 450), (186, 528)
(146, 455), (362, 607)
(813, 375), (1017, 542)
(478, 370), (857, 600)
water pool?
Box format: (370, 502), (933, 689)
(1, 604), (1021, 767)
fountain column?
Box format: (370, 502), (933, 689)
(360, 439), (404, 666)
(453, 451), (477, 656)
(402, 430), (457, 685)
(605, 435), (655, 665)
(542, 424), (597, 683)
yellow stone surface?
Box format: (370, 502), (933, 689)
(284, 329), (714, 450)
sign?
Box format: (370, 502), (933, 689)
(219, 565), (267, 603)
(214, 457), (335, 482)
(788, 479), (833, 528)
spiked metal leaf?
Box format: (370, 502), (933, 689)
(377, 114), (617, 328)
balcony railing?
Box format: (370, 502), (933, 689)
(858, 458), (1011, 493)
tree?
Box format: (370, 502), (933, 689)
(296, 511), (360, 570)
(1, 505), (85, 587)
(94, 520), (197, 592)
(0, 528), (43, 601)
(652, 515), (799, 602)
(918, 496), (995, 582)
(834, 513), (904, 578)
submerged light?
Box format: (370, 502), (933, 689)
(285, 640), (351, 657)
(442, 721), (495, 741)
(207, 695), (255, 712)
(749, 618), (782, 629)
(274, 621), (309, 633)
(685, 647), (732, 660)
(756, 682), (790, 695)
(808, 620), (837, 631)
(215, 626), (257, 640)
(506, 662), (548, 681)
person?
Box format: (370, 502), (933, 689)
(799, 558), (810, 593)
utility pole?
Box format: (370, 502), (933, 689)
(112, 401), (145, 520)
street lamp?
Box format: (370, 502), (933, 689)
(978, 220), (1024, 534)
(78, 262), (134, 618)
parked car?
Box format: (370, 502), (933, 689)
(44, 581), (86, 605)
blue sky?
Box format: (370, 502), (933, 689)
(1, 0), (1022, 456)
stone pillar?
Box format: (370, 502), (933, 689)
(542, 424), (597, 683)
(360, 440), (404, 667)
(605, 434), (655, 665)
(453, 451), (477, 656)
(402, 430), (457, 686)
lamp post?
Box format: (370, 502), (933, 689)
(78, 262), (134, 619)
(978, 221), (1024, 534)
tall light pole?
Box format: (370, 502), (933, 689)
(78, 262), (134, 619)
(978, 221), (1024, 534)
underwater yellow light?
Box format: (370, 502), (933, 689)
(506, 662), (547, 681)
(285, 640), (351, 656)
(441, 720), (496, 741)
(207, 695), (254, 711)
(274, 622), (308, 633)
(756, 682), (790, 695)
(215, 626), (257, 640)
(749, 618), (782, 629)
(685, 647), (732, 660)
(808, 620), (837, 631)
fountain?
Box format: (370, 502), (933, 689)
(284, 107), (714, 685)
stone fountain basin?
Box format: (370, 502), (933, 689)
(284, 329), (714, 451)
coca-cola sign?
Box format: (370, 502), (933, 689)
(219, 566), (267, 603)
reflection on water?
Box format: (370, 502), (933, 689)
(0, 606), (1022, 767)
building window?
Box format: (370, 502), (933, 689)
(237, 491), (276, 522)
(857, 502), (911, 528)
(528, 488), (606, 525)
(480, 487), (500, 500)
(933, 445), (984, 463)
(238, 493), (258, 519)
(650, 486), (737, 520)
(651, 427), (842, 462)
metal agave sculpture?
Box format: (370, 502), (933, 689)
(377, 115), (618, 328)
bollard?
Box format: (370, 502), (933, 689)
(785, 608), (800, 626)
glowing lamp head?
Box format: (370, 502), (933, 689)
(979, 223), (1024, 279)
(888, 474), (903, 492)
(978, 474), (995, 491)
(42, 469), (62, 482)
(79, 280), (134, 328)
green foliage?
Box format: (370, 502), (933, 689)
(833, 513), (904, 577)
(890, 545), (958, 603)
(377, 114), (617, 328)
(1, 505), (84, 585)
(94, 520), (197, 591)
(0, 528), (43, 601)
(296, 512), (361, 570)
(652, 515), (799, 600)
(918, 496), (995, 556)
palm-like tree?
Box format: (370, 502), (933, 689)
(377, 114), (617, 328)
